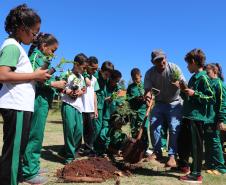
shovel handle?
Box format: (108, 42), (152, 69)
(136, 105), (152, 141)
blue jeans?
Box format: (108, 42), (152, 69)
(150, 101), (182, 156)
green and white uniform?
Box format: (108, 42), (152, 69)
(22, 48), (56, 180)
(0, 38), (35, 185)
(82, 75), (99, 149)
(204, 78), (226, 173)
(181, 71), (215, 177)
(61, 73), (85, 163)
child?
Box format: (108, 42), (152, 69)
(22, 33), (66, 184)
(81, 56), (99, 155)
(93, 61), (114, 148)
(60, 53), (86, 164)
(179, 49), (215, 183)
(127, 68), (149, 151)
(95, 70), (122, 154)
(204, 63), (226, 174)
(0, 4), (50, 185)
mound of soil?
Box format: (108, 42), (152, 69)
(57, 157), (125, 183)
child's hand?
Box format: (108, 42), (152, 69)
(184, 88), (195, 96)
(74, 90), (84, 97)
(51, 80), (66, 89)
(105, 96), (112, 103)
(65, 89), (74, 97)
(34, 68), (51, 82)
(85, 78), (91, 86)
(94, 109), (98, 118)
(217, 122), (225, 131)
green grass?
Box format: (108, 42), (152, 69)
(0, 110), (226, 185)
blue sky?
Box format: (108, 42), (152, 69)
(0, 0), (226, 84)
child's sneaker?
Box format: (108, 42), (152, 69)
(24, 175), (48, 184)
(179, 166), (190, 174)
(180, 174), (202, 184)
(38, 168), (49, 175)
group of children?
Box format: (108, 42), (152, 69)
(0, 4), (225, 185)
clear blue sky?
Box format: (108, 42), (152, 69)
(1, 0), (226, 83)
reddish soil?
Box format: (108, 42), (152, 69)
(57, 157), (125, 183)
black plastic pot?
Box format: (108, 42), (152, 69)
(48, 67), (56, 75)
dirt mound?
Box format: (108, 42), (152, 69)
(57, 157), (126, 183)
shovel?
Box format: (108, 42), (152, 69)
(122, 88), (160, 163)
(122, 103), (152, 164)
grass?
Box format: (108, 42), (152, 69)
(0, 109), (226, 185)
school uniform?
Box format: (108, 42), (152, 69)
(93, 72), (108, 148)
(22, 48), (56, 180)
(95, 83), (122, 153)
(0, 38), (35, 185)
(61, 73), (85, 163)
(204, 78), (226, 173)
(82, 75), (99, 150)
(126, 82), (149, 150)
(181, 71), (215, 177)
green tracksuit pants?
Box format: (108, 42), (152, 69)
(61, 102), (83, 163)
(204, 124), (226, 173)
(22, 96), (49, 180)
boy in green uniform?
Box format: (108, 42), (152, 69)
(95, 70), (123, 154)
(94, 61), (114, 148)
(22, 33), (66, 184)
(127, 68), (149, 151)
(204, 63), (226, 174)
(179, 49), (215, 184)
(60, 54), (87, 164)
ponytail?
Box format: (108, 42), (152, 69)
(215, 63), (224, 81)
(28, 32), (58, 56)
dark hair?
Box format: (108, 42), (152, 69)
(131, 68), (141, 78)
(5, 4), (41, 35)
(184, 48), (206, 67)
(101, 61), (114, 72)
(28, 32), (58, 56)
(111, 70), (122, 80)
(74, 53), (88, 65)
(87, 56), (98, 65)
(206, 63), (224, 81)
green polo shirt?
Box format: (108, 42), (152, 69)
(208, 78), (226, 124)
(103, 83), (122, 120)
(30, 48), (56, 105)
(182, 71), (215, 123)
(127, 82), (146, 114)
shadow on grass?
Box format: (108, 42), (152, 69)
(111, 158), (180, 180)
(41, 145), (65, 164)
(47, 120), (62, 124)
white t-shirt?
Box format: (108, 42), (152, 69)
(0, 38), (35, 112)
(82, 75), (100, 113)
(61, 73), (85, 113)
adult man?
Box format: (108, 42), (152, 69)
(144, 49), (185, 167)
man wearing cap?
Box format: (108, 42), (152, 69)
(144, 49), (185, 167)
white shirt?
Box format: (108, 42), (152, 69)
(82, 76), (99, 113)
(61, 73), (85, 113)
(0, 38), (35, 112)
